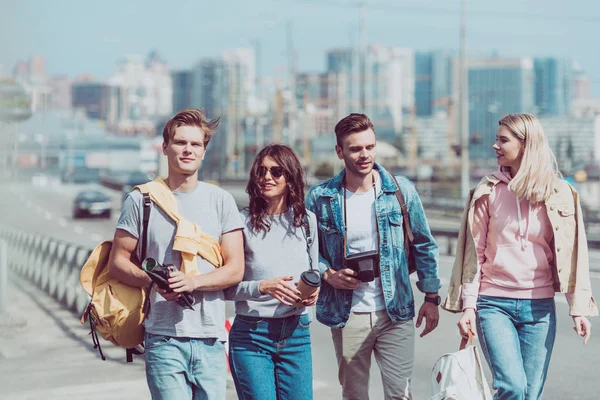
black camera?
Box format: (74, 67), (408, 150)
(142, 258), (194, 310)
(345, 250), (380, 282)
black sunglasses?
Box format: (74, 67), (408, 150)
(258, 166), (285, 179)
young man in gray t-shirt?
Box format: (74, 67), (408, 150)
(108, 109), (244, 400)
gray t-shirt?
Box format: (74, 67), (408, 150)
(224, 208), (318, 318)
(116, 182), (243, 341)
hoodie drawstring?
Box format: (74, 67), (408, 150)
(515, 198), (530, 250)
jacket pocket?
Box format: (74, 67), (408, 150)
(387, 212), (404, 248)
(557, 203), (575, 217)
(318, 218), (338, 235)
(490, 244), (553, 289)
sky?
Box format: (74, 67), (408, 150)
(1, 0), (599, 95)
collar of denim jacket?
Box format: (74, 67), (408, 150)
(321, 163), (400, 197)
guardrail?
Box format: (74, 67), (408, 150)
(0, 226), (91, 316)
(0, 223), (598, 315)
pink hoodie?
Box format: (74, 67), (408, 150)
(461, 168), (556, 309)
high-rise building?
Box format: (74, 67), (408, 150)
(29, 56), (45, 81)
(192, 59), (223, 118)
(466, 57), (535, 160)
(573, 63), (591, 100)
(415, 51), (453, 116)
(72, 81), (110, 120)
(48, 75), (72, 110)
(295, 71), (347, 129)
(191, 48), (256, 177)
(539, 115), (600, 171)
(11, 56), (52, 112)
(325, 46), (414, 138)
(107, 52), (173, 134)
(171, 70), (193, 113)
(534, 58), (573, 116)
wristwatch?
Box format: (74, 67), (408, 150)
(424, 295), (441, 306)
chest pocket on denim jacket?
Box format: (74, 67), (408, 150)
(318, 218), (339, 236)
(387, 212), (404, 248)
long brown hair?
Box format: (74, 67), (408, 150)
(246, 144), (307, 232)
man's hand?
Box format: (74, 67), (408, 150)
(573, 316), (592, 345)
(323, 268), (360, 290)
(155, 267), (187, 302)
(457, 308), (476, 339)
(416, 301), (439, 337)
(167, 268), (196, 294)
(259, 276), (302, 306)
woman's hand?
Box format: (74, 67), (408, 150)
(572, 316), (592, 344)
(301, 287), (320, 307)
(457, 308), (477, 339)
(259, 276), (302, 306)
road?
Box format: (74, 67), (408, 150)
(1, 180), (599, 399)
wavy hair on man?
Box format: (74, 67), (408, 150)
(162, 108), (220, 147)
(499, 113), (562, 204)
(246, 144), (308, 232)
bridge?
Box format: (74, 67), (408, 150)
(1, 180), (599, 399)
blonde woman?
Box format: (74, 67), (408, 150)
(443, 113), (597, 400)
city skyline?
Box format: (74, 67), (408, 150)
(2, 0), (600, 95)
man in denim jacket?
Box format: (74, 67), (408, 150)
(306, 113), (440, 399)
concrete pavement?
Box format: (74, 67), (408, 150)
(0, 273), (237, 400)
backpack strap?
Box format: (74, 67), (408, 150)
(125, 193), (152, 363)
(391, 175), (416, 275)
(141, 193), (151, 259)
(301, 214), (314, 270)
(391, 175), (414, 243)
(140, 192), (152, 316)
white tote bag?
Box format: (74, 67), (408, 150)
(429, 332), (493, 400)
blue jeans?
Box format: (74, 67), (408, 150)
(476, 296), (556, 400)
(145, 332), (227, 400)
(229, 313), (313, 400)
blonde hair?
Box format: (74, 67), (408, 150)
(498, 113), (562, 204)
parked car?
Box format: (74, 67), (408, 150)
(73, 190), (112, 219)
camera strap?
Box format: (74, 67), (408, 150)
(141, 194), (153, 316)
(342, 172), (380, 259)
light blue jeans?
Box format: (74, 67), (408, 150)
(228, 313), (313, 400)
(476, 296), (557, 400)
(144, 332), (227, 400)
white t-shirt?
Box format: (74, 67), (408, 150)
(344, 173), (386, 312)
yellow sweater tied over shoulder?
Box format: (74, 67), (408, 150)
(134, 178), (223, 275)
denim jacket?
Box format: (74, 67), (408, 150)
(305, 164), (440, 328)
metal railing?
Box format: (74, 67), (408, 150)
(0, 223), (598, 316)
(0, 226), (92, 316)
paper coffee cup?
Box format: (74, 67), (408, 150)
(297, 270), (321, 300)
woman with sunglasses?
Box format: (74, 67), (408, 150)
(225, 144), (319, 400)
